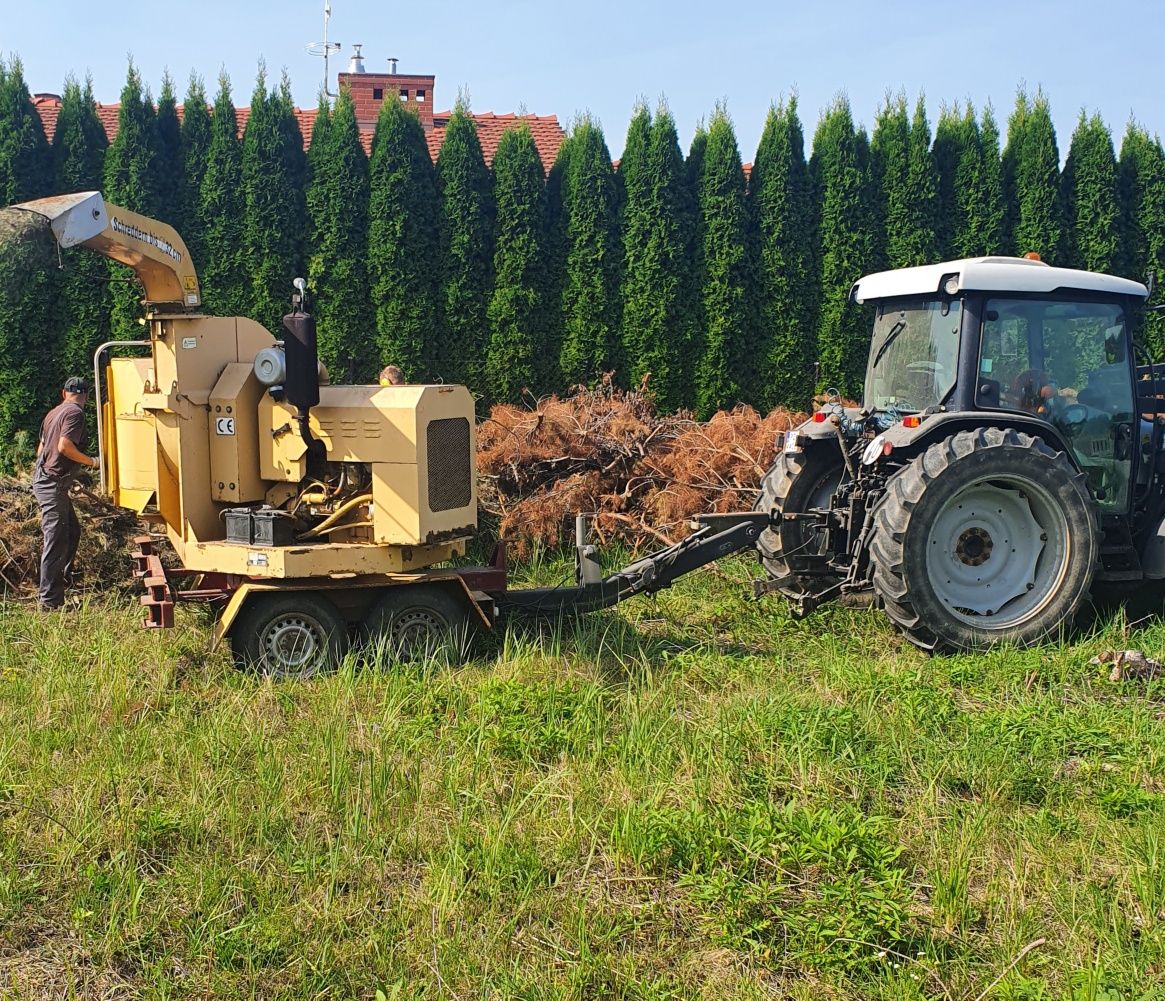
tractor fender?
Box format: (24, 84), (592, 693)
(876, 412), (1080, 470)
(211, 574), (490, 649)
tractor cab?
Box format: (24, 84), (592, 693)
(858, 260), (1146, 513)
(757, 256), (1155, 653)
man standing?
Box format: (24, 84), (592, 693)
(33, 377), (100, 609)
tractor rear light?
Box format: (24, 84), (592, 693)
(902, 415), (923, 428)
(812, 411), (828, 423)
(882, 440), (894, 456)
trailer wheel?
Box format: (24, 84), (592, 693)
(755, 447), (846, 597)
(363, 584), (473, 663)
(869, 428), (1098, 652)
(230, 592), (349, 679)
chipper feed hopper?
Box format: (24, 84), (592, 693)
(10, 192), (772, 676)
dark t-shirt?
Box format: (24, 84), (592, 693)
(38, 400), (87, 480)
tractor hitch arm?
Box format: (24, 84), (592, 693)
(497, 512), (771, 617)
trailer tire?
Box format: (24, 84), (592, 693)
(869, 427), (1098, 652)
(230, 592), (349, 679)
(755, 447), (846, 597)
(363, 584), (474, 664)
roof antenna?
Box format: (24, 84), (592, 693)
(306, 0), (341, 99)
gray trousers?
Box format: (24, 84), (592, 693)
(32, 472), (80, 609)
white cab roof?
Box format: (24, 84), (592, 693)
(851, 257), (1148, 303)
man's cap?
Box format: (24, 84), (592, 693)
(63, 377), (89, 394)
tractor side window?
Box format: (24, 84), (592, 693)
(979, 298), (1133, 510)
(978, 313), (1032, 408)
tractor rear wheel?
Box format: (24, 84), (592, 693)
(230, 592), (349, 679)
(363, 584), (474, 663)
(869, 428), (1098, 652)
(755, 447), (846, 598)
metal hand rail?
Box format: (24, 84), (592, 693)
(92, 340), (149, 494)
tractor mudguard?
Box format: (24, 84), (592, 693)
(875, 412), (1080, 470)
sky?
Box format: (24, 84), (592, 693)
(4, 0), (1161, 161)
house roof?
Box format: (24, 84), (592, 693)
(31, 94), (564, 171)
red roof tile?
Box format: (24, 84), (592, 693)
(32, 94), (564, 173)
(430, 112), (564, 170)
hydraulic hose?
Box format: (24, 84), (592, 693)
(297, 492), (372, 540)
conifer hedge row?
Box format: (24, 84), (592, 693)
(2, 57), (1165, 445)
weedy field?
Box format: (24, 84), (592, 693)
(1, 555), (1164, 1000)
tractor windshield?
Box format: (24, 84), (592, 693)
(864, 298), (961, 413)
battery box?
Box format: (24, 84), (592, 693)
(223, 508), (295, 547)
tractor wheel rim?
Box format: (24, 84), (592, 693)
(924, 476), (1070, 627)
(390, 608), (448, 660)
(261, 613), (327, 675)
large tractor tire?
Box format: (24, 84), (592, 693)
(869, 428), (1098, 652)
(755, 447), (846, 598)
(230, 592), (349, 679)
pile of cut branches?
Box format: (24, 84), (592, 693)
(0, 475), (145, 599)
(477, 381), (807, 554)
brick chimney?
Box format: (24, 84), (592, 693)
(338, 50), (434, 131)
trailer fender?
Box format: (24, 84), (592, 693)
(211, 574), (491, 649)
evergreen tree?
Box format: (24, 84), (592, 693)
(486, 125), (549, 401)
(1118, 125), (1165, 357)
(0, 56), (51, 204)
(542, 139), (572, 388)
(52, 77), (112, 381)
(751, 97), (816, 412)
(434, 103), (494, 388)
(179, 74), (211, 272)
(810, 97), (872, 399)
(304, 92), (332, 308)
(104, 61), (161, 335)
(870, 94), (937, 269)
(869, 94), (909, 270)
(0, 57), (60, 448)
(932, 104), (963, 258)
(902, 96), (939, 264)
(367, 96), (440, 379)
(937, 104), (1005, 258)
(242, 68), (307, 332)
(154, 71), (184, 228)
(615, 102), (651, 386)
(620, 104), (696, 410)
(558, 115), (620, 385)
(976, 106), (1005, 255)
(1002, 90), (1062, 260)
(693, 106), (754, 416)
(198, 73), (248, 317)
(1062, 112), (1120, 273)
(306, 88), (375, 382)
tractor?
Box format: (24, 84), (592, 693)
(756, 255), (1162, 651)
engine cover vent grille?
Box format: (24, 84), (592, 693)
(426, 417), (472, 512)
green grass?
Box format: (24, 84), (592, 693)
(2, 557), (1165, 998)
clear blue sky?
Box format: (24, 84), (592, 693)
(6, 0), (1160, 161)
